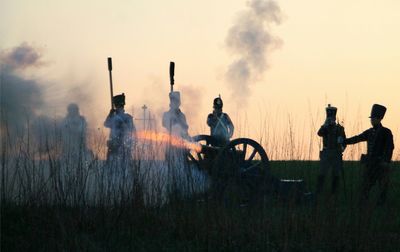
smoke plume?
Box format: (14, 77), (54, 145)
(225, 0), (283, 102)
(0, 43), (93, 144)
(0, 42), (45, 71)
(0, 43), (46, 135)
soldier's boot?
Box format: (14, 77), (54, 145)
(315, 175), (325, 195)
(331, 176), (339, 194)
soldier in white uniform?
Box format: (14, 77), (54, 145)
(62, 103), (92, 159)
(162, 91), (190, 140)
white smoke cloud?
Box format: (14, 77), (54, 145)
(225, 0), (283, 102)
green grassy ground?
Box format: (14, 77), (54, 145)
(2, 161), (400, 251)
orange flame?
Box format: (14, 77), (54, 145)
(136, 131), (202, 153)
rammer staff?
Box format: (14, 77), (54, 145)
(169, 61), (175, 92)
(107, 57), (114, 109)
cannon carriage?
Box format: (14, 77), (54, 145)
(186, 135), (280, 205)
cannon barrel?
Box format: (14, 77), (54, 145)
(200, 144), (220, 155)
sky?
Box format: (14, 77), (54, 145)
(1, 0), (399, 160)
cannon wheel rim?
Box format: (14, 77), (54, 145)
(215, 138), (270, 175)
(212, 138), (270, 205)
(186, 135), (217, 170)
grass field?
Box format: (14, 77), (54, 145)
(2, 159), (399, 251)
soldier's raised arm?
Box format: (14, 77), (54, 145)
(207, 113), (216, 127)
(104, 109), (115, 128)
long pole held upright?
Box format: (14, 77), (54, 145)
(108, 57), (114, 109)
(169, 61), (175, 92)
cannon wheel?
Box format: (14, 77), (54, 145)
(212, 138), (270, 206)
(186, 135), (218, 171)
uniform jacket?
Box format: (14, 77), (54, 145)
(345, 123), (394, 163)
(318, 123), (346, 152)
(104, 109), (136, 149)
(162, 109), (189, 139)
(207, 112), (234, 143)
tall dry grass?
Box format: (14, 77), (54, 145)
(1, 114), (399, 251)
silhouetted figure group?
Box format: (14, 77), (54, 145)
(97, 83), (395, 206)
(316, 103), (394, 205)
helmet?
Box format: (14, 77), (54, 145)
(113, 93), (125, 106)
(326, 104), (337, 118)
(213, 97), (223, 109)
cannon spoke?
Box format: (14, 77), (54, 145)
(248, 148), (257, 162)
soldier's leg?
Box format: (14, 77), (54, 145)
(360, 165), (377, 203)
(316, 151), (328, 194)
(331, 156), (342, 194)
(377, 165), (390, 205)
(331, 175), (339, 194)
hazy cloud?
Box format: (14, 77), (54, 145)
(0, 43), (92, 139)
(0, 42), (45, 71)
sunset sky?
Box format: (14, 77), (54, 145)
(1, 0), (399, 159)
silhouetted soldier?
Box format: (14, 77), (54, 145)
(162, 91), (190, 166)
(104, 93), (136, 161)
(316, 104), (346, 195)
(207, 96), (234, 147)
(62, 103), (92, 159)
(345, 104), (394, 205)
(162, 91), (190, 140)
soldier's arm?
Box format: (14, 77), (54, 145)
(383, 129), (394, 162)
(180, 113), (189, 131)
(127, 115), (137, 141)
(345, 129), (369, 145)
(126, 115), (134, 132)
(207, 114), (216, 127)
(225, 113), (234, 137)
(341, 125), (347, 149)
(162, 112), (169, 130)
(104, 110), (114, 128)
(317, 125), (327, 137)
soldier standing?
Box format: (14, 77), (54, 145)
(62, 103), (92, 159)
(207, 96), (234, 147)
(345, 104), (394, 205)
(316, 104), (346, 195)
(162, 91), (190, 140)
(162, 91), (190, 166)
(104, 93), (136, 161)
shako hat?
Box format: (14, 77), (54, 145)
(113, 93), (125, 106)
(169, 91), (181, 102)
(326, 104), (337, 118)
(369, 104), (386, 119)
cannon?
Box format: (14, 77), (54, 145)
(185, 135), (312, 205)
(185, 135), (276, 205)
